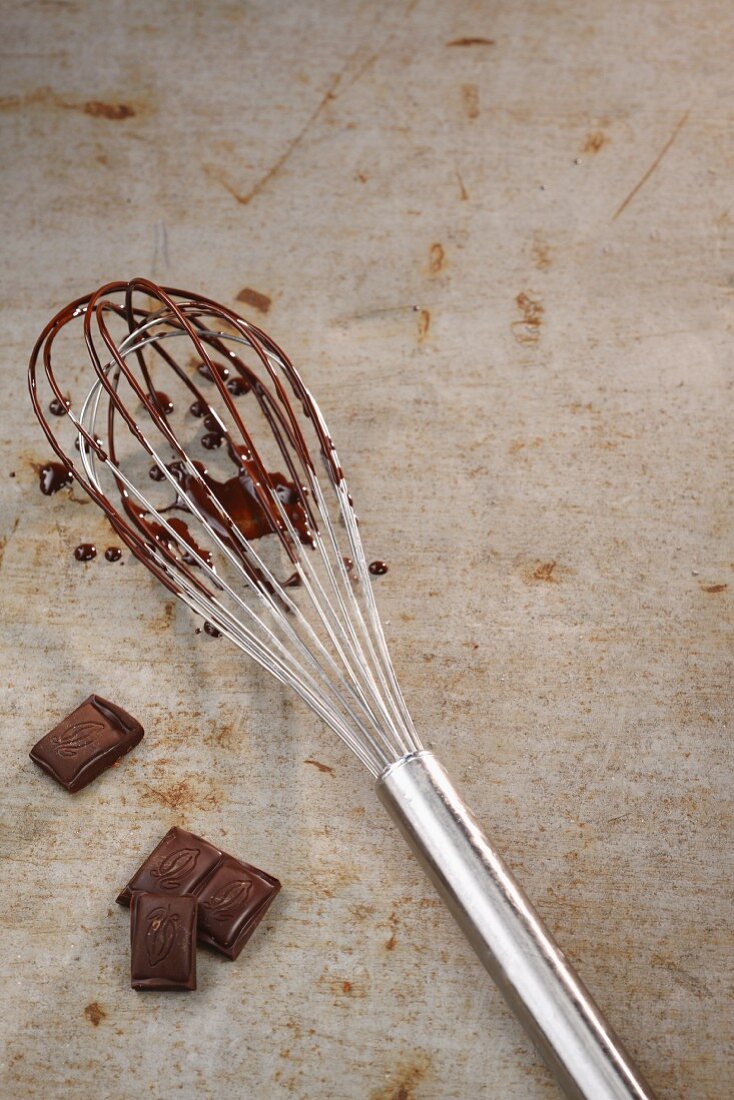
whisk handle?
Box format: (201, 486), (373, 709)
(377, 750), (655, 1100)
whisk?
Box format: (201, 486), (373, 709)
(29, 279), (654, 1100)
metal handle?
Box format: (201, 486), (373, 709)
(377, 751), (655, 1100)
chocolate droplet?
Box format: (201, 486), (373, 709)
(226, 376), (250, 396)
(368, 560), (388, 576)
(74, 543), (97, 562)
(49, 396), (70, 416)
(104, 547), (122, 562)
(189, 400), (208, 418)
(39, 462), (72, 495)
(201, 432), (224, 450)
(203, 621), (221, 637)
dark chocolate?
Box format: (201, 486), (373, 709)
(30, 694), (144, 793)
(117, 826), (222, 902)
(74, 543), (97, 561)
(118, 826), (280, 960)
(39, 461), (72, 495)
(368, 560), (388, 575)
(130, 892), (197, 991)
(148, 390), (174, 415)
(104, 546), (123, 562)
(226, 376), (249, 396)
(197, 855), (280, 960)
(49, 396), (70, 416)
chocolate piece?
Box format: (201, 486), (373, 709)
(30, 694), (144, 793)
(197, 855), (280, 960)
(117, 826), (222, 904)
(118, 826), (281, 959)
(130, 892), (197, 991)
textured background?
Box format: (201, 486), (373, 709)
(0, 2), (732, 1098)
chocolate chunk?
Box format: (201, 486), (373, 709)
(130, 892), (197, 991)
(29, 694), (144, 793)
(118, 826), (281, 959)
(197, 855), (280, 960)
(117, 826), (222, 904)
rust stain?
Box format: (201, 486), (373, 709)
(341, 980), (352, 994)
(83, 1002), (106, 1027)
(372, 1058), (431, 1100)
(532, 560), (558, 582)
(582, 130), (608, 154)
(203, 61), (348, 207)
(612, 109), (690, 220)
(385, 910), (398, 951)
(139, 777), (220, 812)
(83, 101), (135, 120)
(236, 287), (272, 314)
(455, 170), (468, 200)
(0, 87), (137, 120)
(428, 243), (445, 274)
(701, 583), (727, 594)
(461, 83), (480, 120)
(417, 309), (430, 344)
(511, 292), (543, 344)
(531, 232), (551, 270)
(447, 37), (495, 47)
(304, 758), (335, 776)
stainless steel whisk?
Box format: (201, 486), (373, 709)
(29, 280), (655, 1100)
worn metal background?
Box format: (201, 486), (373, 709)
(0, 2), (732, 1098)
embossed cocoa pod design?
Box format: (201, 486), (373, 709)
(145, 905), (179, 967)
(202, 878), (252, 922)
(50, 720), (104, 757)
(149, 847), (199, 890)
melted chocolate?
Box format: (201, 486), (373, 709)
(28, 281), (347, 611)
(74, 543), (97, 561)
(49, 396), (70, 416)
(39, 461), (72, 495)
(226, 376), (250, 396)
(149, 464), (165, 481)
(105, 546), (123, 562)
(166, 461), (312, 548)
(201, 432), (224, 450)
(149, 390), (174, 415)
(343, 556), (353, 572)
(203, 620), (221, 637)
(369, 560), (388, 575)
(197, 361), (230, 383)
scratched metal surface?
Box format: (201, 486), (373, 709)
(0, 2), (732, 1098)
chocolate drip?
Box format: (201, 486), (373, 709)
(149, 390), (174, 415)
(197, 361), (229, 383)
(203, 621), (221, 637)
(49, 396), (70, 416)
(226, 376), (250, 396)
(201, 432), (224, 450)
(189, 399), (208, 418)
(39, 462), (72, 495)
(74, 543), (97, 561)
(105, 546), (123, 562)
(368, 560), (388, 575)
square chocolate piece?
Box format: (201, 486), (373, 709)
(130, 892), (197, 991)
(197, 855), (281, 960)
(30, 694), (144, 793)
(117, 826), (222, 905)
